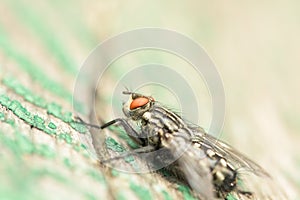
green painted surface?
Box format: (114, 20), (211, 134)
(58, 133), (73, 144)
(6, 118), (15, 126)
(129, 181), (152, 200)
(226, 193), (238, 200)
(63, 158), (76, 170)
(0, 31), (85, 114)
(2, 76), (87, 132)
(49, 0), (98, 48)
(34, 144), (56, 159)
(105, 137), (134, 163)
(1, 94), (55, 133)
(109, 126), (140, 149)
(2, 76), (47, 108)
(0, 95), (10, 107)
(0, 119), (56, 160)
(0, 94), (92, 160)
(62, 112), (73, 123)
(111, 169), (120, 177)
(0, 127), (103, 199)
(47, 102), (62, 117)
(85, 193), (97, 200)
(105, 137), (127, 153)
(69, 121), (88, 134)
(116, 192), (127, 200)
(48, 122), (57, 129)
(86, 169), (105, 183)
(162, 190), (173, 200)
(0, 112), (5, 121)
(0, 30), (72, 102)
(4, 0), (78, 75)
(0, 1), (165, 199)
(0, 111), (106, 199)
(177, 185), (197, 200)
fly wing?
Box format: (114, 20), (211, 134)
(189, 127), (287, 199)
(190, 126), (268, 176)
(164, 131), (215, 200)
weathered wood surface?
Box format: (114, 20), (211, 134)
(0, 1), (299, 200)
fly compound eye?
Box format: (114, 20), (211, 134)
(130, 97), (149, 110)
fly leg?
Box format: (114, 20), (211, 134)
(74, 116), (102, 129)
(101, 118), (147, 146)
(101, 145), (156, 164)
(75, 117), (156, 163)
(237, 190), (253, 198)
(75, 116), (146, 146)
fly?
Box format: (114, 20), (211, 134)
(77, 91), (285, 200)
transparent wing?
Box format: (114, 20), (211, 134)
(167, 131), (215, 200)
(189, 126), (268, 176)
(189, 126), (287, 199)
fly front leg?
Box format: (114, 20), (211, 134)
(75, 116), (145, 145)
(101, 118), (146, 146)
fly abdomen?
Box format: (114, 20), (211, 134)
(192, 140), (237, 195)
(211, 157), (237, 193)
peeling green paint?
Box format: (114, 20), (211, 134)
(226, 193), (238, 200)
(70, 121), (88, 133)
(85, 192), (97, 200)
(105, 137), (134, 163)
(86, 169), (105, 183)
(6, 118), (15, 126)
(8, 100), (21, 112)
(3, 76), (47, 108)
(110, 126), (139, 149)
(0, 30), (73, 103)
(0, 2), (114, 199)
(35, 144), (56, 158)
(62, 111), (73, 123)
(0, 94), (93, 156)
(13, 106), (34, 125)
(33, 115), (45, 124)
(33, 115), (46, 130)
(162, 190), (173, 200)
(1, 77), (87, 133)
(177, 185), (196, 200)
(0, 129), (56, 159)
(44, 128), (56, 135)
(58, 133), (73, 144)
(48, 122), (57, 129)
(105, 137), (127, 152)
(0, 94), (10, 106)
(47, 102), (62, 117)
(0, 112), (5, 121)
(116, 192), (127, 200)
(111, 169), (120, 177)
(0, 29), (85, 113)
(130, 181), (152, 200)
(63, 158), (76, 169)
(49, 0), (97, 48)
(5, 0), (78, 75)
(73, 143), (89, 153)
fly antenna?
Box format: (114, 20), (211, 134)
(122, 91), (133, 95)
(123, 86), (133, 95)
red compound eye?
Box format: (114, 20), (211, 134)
(130, 97), (149, 110)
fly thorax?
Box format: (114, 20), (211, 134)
(148, 135), (161, 146)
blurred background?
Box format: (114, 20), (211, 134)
(0, 0), (299, 199)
